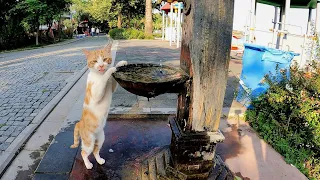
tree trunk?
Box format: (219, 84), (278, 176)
(36, 25), (39, 46)
(178, 0), (234, 132)
(58, 16), (61, 42)
(117, 13), (122, 28)
(145, 0), (153, 35)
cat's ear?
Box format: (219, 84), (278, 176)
(82, 49), (90, 57)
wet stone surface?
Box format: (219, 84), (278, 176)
(0, 38), (108, 152)
(69, 119), (171, 180)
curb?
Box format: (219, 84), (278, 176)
(0, 66), (88, 177)
(108, 107), (246, 119)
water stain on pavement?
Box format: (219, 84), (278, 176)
(217, 124), (244, 161)
(69, 119), (171, 180)
(15, 135), (54, 180)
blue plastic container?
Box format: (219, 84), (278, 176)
(236, 43), (299, 108)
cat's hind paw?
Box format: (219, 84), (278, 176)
(96, 157), (105, 165)
(115, 60), (128, 68)
(84, 162), (93, 169)
(70, 144), (79, 148)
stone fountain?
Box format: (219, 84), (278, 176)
(112, 1), (235, 179)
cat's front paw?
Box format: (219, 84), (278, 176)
(108, 67), (117, 74)
(115, 60), (128, 68)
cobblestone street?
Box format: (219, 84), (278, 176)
(0, 37), (108, 152)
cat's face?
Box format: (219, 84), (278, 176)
(83, 45), (112, 73)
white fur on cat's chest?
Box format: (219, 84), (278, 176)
(84, 71), (114, 126)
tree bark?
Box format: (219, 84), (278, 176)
(57, 15), (61, 41)
(36, 21), (39, 46)
(36, 26), (39, 46)
(117, 13), (122, 28)
(178, 0), (235, 132)
(145, 0), (153, 35)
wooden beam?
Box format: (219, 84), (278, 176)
(179, 0), (234, 132)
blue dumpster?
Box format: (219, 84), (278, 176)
(236, 43), (299, 108)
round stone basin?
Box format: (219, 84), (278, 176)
(112, 63), (189, 98)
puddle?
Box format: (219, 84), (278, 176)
(15, 153), (42, 180)
(15, 135), (54, 180)
(40, 134), (54, 151)
(217, 124), (243, 161)
(69, 119), (171, 179)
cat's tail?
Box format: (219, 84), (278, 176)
(70, 122), (80, 148)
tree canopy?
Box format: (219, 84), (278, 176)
(71, 0), (146, 28)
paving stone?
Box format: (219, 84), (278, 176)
(24, 116), (34, 121)
(0, 136), (9, 143)
(0, 110), (8, 115)
(1, 116), (10, 121)
(32, 105), (39, 109)
(5, 121), (14, 125)
(0, 126), (9, 131)
(8, 116), (15, 121)
(0, 142), (10, 150)
(10, 129), (22, 137)
(15, 117), (24, 121)
(0, 119), (7, 125)
(39, 104), (46, 109)
(6, 109), (14, 113)
(25, 109), (34, 113)
(22, 112), (31, 117)
(18, 109), (26, 113)
(13, 121), (30, 126)
(15, 113), (23, 117)
(8, 112), (16, 117)
(33, 109), (41, 113)
(16, 126), (26, 131)
(33, 102), (41, 106)
(5, 137), (15, 143)
(24, 105), (32, 109)
(3, 126), (16, 136)
(30, 113), (38, 117)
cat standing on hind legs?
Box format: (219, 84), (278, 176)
(70, 44), (127, 169)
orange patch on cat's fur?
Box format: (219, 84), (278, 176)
(70, 108), (99, 148)
(84, 82), (93, 105)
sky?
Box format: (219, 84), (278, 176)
(234, 0), (318, 35)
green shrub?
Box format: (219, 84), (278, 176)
(63, 28), (73, 39)
(108, 28), (126, 39)
(153, 33), (162, 38)
(245, 61), (320, 180)
(108, 28), (154, 40)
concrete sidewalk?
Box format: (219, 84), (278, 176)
(110, 40), (246, 117)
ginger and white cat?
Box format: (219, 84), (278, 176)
(70, 44), (127, 169)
